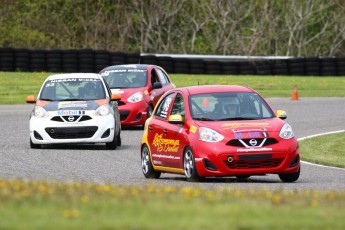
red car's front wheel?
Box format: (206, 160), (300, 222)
(184, 147), (204, 182)
(278, 166), (300, 182)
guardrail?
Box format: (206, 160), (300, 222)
(1, 47), (344, 75)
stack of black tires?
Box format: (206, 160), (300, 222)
(0, 47), (344, 76)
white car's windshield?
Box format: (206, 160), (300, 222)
(101, 69), (147, 88)
(190, 92), (275, 121)
(39, 78), (106, 101)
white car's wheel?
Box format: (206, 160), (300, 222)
(106, 133), (117, 150)
(30, 138), (41, 149)
(116, 132), (121, 146)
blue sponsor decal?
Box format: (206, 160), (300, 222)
(234, 131), (264, 139)
(234, 133), (243, 139)
(58, 110), (85, 116)
(248, 131), (260, 138)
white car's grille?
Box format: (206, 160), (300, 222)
(51, 115), (92, 122)
(45, 126), (98, 139)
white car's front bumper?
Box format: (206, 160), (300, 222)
(30, 110), (115, 145)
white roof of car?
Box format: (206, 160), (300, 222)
(46, 73), (101, 80)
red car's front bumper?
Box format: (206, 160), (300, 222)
(119, 101), (149, 126)
(192, 138), (300, 177)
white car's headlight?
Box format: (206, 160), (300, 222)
(127, 92), (144, 103)
(198, 127), (224, 142)
(34, 106), (49, 118)
(95, 104), (110, 116)
(279, 123), (295, 139)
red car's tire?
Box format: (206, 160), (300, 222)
(279, 167), (300, 183)
(184, 147), (204, 182)
(236, 175), (251, 181)
(141, 145), (161, 179)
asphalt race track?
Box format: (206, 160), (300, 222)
(1, 98), (345, 191)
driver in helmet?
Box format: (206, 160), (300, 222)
(223, 97), (239, 117)
(84, 82), (98, 99)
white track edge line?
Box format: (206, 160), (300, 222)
(298, 130), (345, 171)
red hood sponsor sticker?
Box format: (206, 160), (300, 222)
(222, 122), (271, 129)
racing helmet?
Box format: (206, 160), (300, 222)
(84, 82), (97, 97)
(222, 97), (240, 116)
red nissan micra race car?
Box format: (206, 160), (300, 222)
(99, 64), (175, 127)
(141, 85), (300, 182)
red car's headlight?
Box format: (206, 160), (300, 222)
(127, 92), (144, 103)
(279, 123), (295, 139)
(198, 127), (224, 142)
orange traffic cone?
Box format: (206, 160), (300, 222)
(291, 84), (299, 100)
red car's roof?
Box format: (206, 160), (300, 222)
(177, 85), (256, 95)
(99, 64), (156, 72)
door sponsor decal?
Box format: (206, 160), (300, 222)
(152, 154), (180, 160)
(153, 133), (179, 152)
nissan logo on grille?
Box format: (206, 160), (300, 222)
(68, 116), (75, 122)
(249, 139), (257, 146)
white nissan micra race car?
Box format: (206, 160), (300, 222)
(26, 73), (122, 149)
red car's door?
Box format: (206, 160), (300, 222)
(148, 93), (174, 167)
(148, 92), (187, 169)
(148, 68), (165, 106)
(149, 67), (175, 106)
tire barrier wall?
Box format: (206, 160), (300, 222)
(1, 47), (345, 76)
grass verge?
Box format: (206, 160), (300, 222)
(1, 72), (345, 104)
(299, 131), (345, 168)
(1, 180), (345, 230)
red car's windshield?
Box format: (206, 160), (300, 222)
(101, 70), (147, 88)
(190, 92), (275, 121)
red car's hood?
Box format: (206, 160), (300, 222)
(111, 87), (146, 100)
(194, 118), (285, 135)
